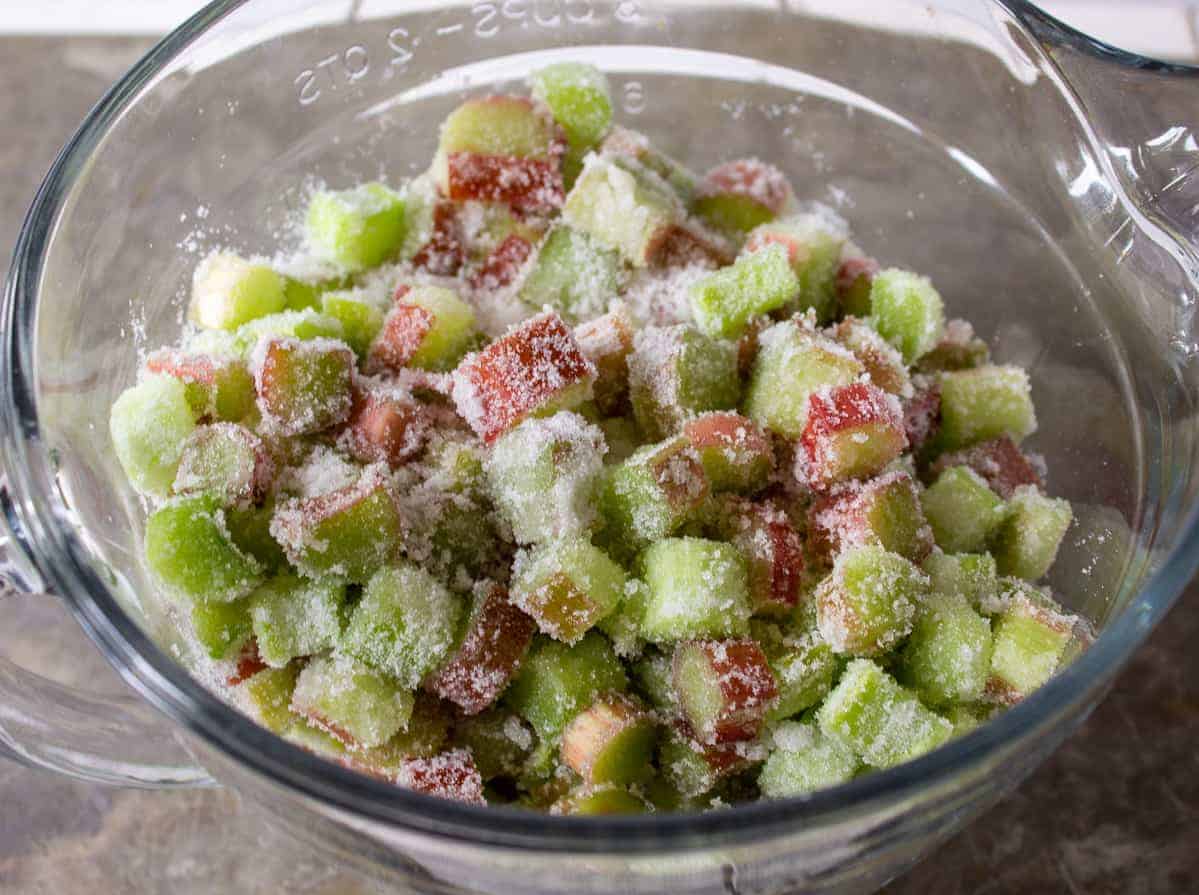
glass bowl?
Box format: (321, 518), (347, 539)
(2, 1), (1198, 892)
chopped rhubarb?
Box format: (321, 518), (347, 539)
(694, 159), (794, 235)
(252, 336), (355, 436)
(574, 303), (636, 416)
(929, 435), (1042, 498)
(672, 639), (779, 745)
(902, 378), (942, 453)
(342, 386), (429, 468)
(451, 311), (595, 443)
(807, 471), (933, 565)
(713, 497), (805, 614)
(397, 749), (487, 804)
(469, 233), (534, 292)
(410, 200), (465, 275)
(683, 412), (774, 494)
(799, 382), (907, 488)
(835, 255), (880, 318)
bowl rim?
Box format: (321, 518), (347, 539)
(3, 0), (1198, 853)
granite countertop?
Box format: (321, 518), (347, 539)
(1, 32), (1197, 895)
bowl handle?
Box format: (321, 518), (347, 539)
(0, 482), (215, 788)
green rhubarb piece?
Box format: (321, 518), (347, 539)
(937, 365), (1037, 450)
(111, 375), (197, 497)
(190, 597), (252, 660)
(340, 563), (463, 688)
(561, 695), (656, 786)
(150, 351), (256, 423)
(189, 252), (286, 331)
(320, 291), (384, 358)
(225, 500), (288, 573)
(746, 211), (847, 321)
(563, 155), (679, 267)
(689, 245), (799, 339)
(683, 412), (774, 494)
(868, 268), (945, 364)
(421, 490), (507, 587)
(232, 309), (345, 357)
(242, 664), (301, 733)
(172, 423), (266, 506)
(758, 720), (858, 798)
(306, 182), (407, 273)
(630, 648), (677, 715)
(742, 323), (863, 438)
(988, 589), (1075, 701)
(898, 592), (993, 706)
(248, 574), (346, 667)
(817, 659), (952, 769)
(253, 337), (354, 436)
(601, 126), (699, 205)
(505, 632), (627, 751)
(456, 710), (534, 780)
(921, 466), (1006, 554)
(944, 703), (988, 737)
(815, 545), (924, 657)
(346, 694), (453, 774)
(511, 537), (628, 644)
(599, 436), (710, 552)
(144, 495), (262, 603)
(672, 638), (777, 743)
(922, 550), (998, 612)
(291, 654), (414, 749)
(530, 62), (613, 182)
(393, 285), (479, 372)
(916, 319), (990, 373)
(281, 273), (352, 312)
(639, 537), (750, 642)
(657, 727), (744, 799)
(437, 95), (555, 159)
(764, 632), (841, 724)
(284, 718), (348, 757)
(518, 226), (623, 322)
(991, 486), (1073, 581)
(628, 325), (740, 440)
(553, 786), (648, 815)
(597, 578), (648, 658)
(485, 411), (606, 545)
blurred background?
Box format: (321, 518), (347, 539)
(0, 2), (1196, 894)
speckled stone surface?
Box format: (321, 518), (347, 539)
(1, 33), (1197, 895)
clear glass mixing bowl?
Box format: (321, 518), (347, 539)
(2, 1), (1198, 892)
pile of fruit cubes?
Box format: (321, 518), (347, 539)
(110, 63), (1086, 812)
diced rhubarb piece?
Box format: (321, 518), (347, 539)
(306, 182), (407, 273)
(649, 223), (736, 270)
(758, 720), (858, 798)
(485, 411), (606, 544)
(562, 155), (681, 267)
(455, 709), (534, 780)
(411, 488), (509, 590)
(937, 365), (1037, 451)
(629, 648), (677, 715)
(341, 385), (429, 468)
(916, 318), (990, 373)
(319, 291), (385, 358)
(511, 537), (628, 644)
(530, 62), (613, 184)
(232, 309), (345, 357)
(110, 374), (197, 497)
(657, 724), (755, 799)
(835, 254), (880, 318)
(240, 663), (300, 733)
(552, 785), (648, 815)
(469, 233), (535, 292)
(599, 436), (710, 552)
(922, 550), (999, 611)
(683, 412), (773, 494)
(639, 537), (751, 642)
(505, 632), (628, 752)
(817, 658), (952, 769)
(225, 499), (288, 573)
(251, 336), (355, 436)
(574, 302), (636, 416)
(868, 268), (946, 364)
(597, 578), (649, 659)
(920, 465), (1006, 554)
(902, 377), (941, 453)
(144, 495), (262, 602)
(188, 252), (286, 331)
(831, 317), (911, 397)
(281, 273), (353, 312)
(798, 383), (907, 488)
(146, 350), (256, 423)
(899, 592), (993, 706)
(271, 465), (403, 583)
(689, 244), (799, 339)
(628, 325), (740, 440)
(816, 545), (925, 657)
(991, 485), (1073, 581)
(340, 693), (454, 778)
(341, 562), (464, 688)
(929, 435), (1042, 499)
(712, 496), (805, 615)
(452, 311), (596, 444)
(517, 226), (623, 322)
(672, 639), (777, 745)
(425, 583), (537, 715)
(807, 471), (933, 564)
(191, 597), (252, 660)
(291, 654), (414, 750)
(986, 585), (1079, 704)
(944, 703), (990, 737)
(600, 126), (699, 206)
(410, 199), (466, 276)
(433, 96), (564, 214)
(744, 209), (849, 321)
(248, 573), (346, 667)
(761, 631), (841, 724)
(561, 693), (656, 786)
(743, 321), (864, 439)
(173, 423), (273, 507)
(369, 285), (478, 374)
(693, 159), (795, 236)
(397, 749), (487, 805)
